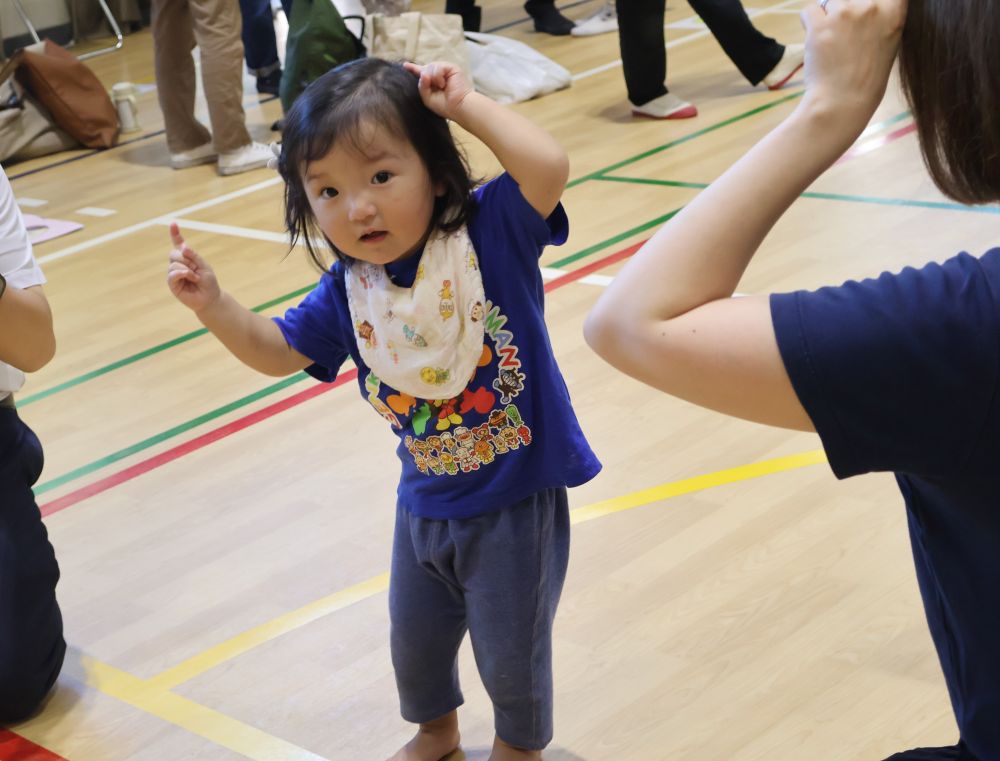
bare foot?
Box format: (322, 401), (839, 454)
(386, 711), (461, 761)
(488, 736), (542, 761)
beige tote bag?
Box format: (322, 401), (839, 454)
(363, 12), (471, 75)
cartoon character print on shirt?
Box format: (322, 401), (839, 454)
(439, 280), (455, 320)
(356, 320), (377, 349)
(402, 323), (427, 347)
(364, 372), (402, 429)
(395, 298), (534, 476)
(405, 403), (530, 476)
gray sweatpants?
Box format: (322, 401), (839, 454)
(389, 487), (570, 750)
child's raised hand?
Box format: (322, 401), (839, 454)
(166, 222), (221, 314)
(404, 61), (474, 120)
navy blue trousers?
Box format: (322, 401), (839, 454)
(0, 407), (65, 723)
(239, 0), (292, 73)
(390, 488), (570, 750)
(885, 744), (977, 760)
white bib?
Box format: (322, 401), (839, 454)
(345, 226), (486, 400)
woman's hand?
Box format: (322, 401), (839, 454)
(403, 61), (474, 120)
(166, 222), (222, 315)
(798, 0), (908, 132)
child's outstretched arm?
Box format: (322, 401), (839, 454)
(166, 223), (312, 376)
(404, 61), (568, 219)
(584, 0), (906, 431)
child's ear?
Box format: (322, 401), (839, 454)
(434, 180), (446, 197)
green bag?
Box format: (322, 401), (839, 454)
(280, 0), (366, 113)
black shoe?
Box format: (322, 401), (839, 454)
(256, 69), (282, 96)
(445, 0), (482, 31)
(524, 0), (575, 34)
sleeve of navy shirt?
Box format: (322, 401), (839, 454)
(770, 249), (1000, 480)
(472, 172), (569, 262)
(272, 268), (352, 382)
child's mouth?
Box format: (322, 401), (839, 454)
(360, 230), (387, 243)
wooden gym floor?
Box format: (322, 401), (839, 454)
(4, 1), (995, 758)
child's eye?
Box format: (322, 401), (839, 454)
(373, 171), (392, 185)
(319, 187), (338, 199)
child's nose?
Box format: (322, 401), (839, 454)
(348, 195), (376, 223)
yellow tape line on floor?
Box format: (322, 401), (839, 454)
(147, 448), (828, 691)
(68, 651), (329, 761)
(76, 448), (828, 758)
(146, 572), (391, 692)
(570, 449), (828, 525)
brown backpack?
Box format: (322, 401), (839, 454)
(7, 39), (119, 149)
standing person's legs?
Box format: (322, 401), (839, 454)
(524, 0), (575, 36)
(151, 0), (213, 154)
(460, 489), (571, 752)
(687, 0), (784, 84)
(239, 0), (281, 88)
(617, 0), (696, 118)
(188, 0), (252, 153)
(389, 505), (467, 758)
(0, 407), (65, 723)
(445, 0), (482, 32)
(616, 0), (667, 107)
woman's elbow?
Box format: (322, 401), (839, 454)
(584, 303), (630, 366)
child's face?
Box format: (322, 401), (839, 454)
(302, 123), (441, 266)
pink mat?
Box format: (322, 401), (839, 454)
(22, 213), (83, 244)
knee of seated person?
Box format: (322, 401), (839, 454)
(0, 649), (65, 723)
(0, 677), (50, 724)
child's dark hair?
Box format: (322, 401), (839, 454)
(278, 58), (477, 270)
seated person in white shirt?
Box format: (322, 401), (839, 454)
(0, 166), (64, 722)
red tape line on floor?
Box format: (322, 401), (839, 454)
(39, 240), (647, 517)
(0, 730), (69, 761)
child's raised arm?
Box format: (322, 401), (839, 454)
(404, 61), (568, 219)
(166, 223), (312, 377)
(584, 0), (906, 431)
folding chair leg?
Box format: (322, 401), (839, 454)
(9, 0), (42, 45)
(9, 0), (124, 59)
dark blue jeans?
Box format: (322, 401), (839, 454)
(0, 406), (65, 723)
(390, 488), (570, 750)
(239, 0), (291, 74)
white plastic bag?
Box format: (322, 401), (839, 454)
(331, 0), (368, 21)
(464, 31), (571, 104)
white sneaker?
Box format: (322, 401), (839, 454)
(762, 43), (805, 90)
(217, 141), (273, 176)
(571, 2), (617, 36)
(170, 141), (217, 170)
(631, 93), (698, 120)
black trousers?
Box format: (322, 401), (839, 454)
(616, 0), (785, 105)
(0, 406), (65, 723)
(884, 745), (975, 761)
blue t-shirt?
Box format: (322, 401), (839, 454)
(771, 249), (1000, 761)
(275, 173), (601, 520)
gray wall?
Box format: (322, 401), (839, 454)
(1, 0), (71, 40)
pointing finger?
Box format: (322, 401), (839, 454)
(169, 222), (185, 248)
